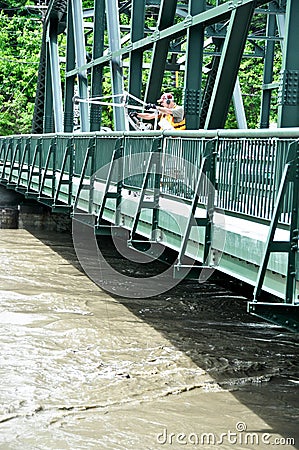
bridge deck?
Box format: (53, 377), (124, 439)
(0, 129), (298, 330)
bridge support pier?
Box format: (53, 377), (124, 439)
(0, 185), (23, 229)
(18, 201), (71, 233)
(0, 185), (23, 207)
(0, 186), (71, 232)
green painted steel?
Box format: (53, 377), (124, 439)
(72, 0), (89, 131)
(128, 0), (146, 105)
(277, 0), (299, 127)
(259, 2), (277, 129)
(90, 0), (105, 132)
(32, 0), (68, 134)
(0, 129), (298, 222)
(31, 1), (298, 134)
(64, 0), (76, 133)
(203, 2), (255, 129)
(184, 0), (205, 130)
(248, 141), (299, 323)
(105, 0), (127, 130)
(0, 129), (299, 332)
(174, 137), (217, 278)
(248, 303), (299, 333)
(49, 20), (64, 132)
(5, 0), (299, 329)
(144, 0), (178, 104)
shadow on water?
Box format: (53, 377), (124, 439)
(30, 227), (299, 447)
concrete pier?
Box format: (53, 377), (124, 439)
(0, 185), (22, 229)
(0, 186), (71, 232)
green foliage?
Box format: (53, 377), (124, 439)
(225, 55), (265, 129)
(225, 41), (281, 129)
(0, 10), (42, 135)
(0, 2), (283, 133)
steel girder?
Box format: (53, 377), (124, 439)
(277, 0), (299, 127)
(143, 0), (178, 104)
(32, 0), (299, 133)
(32, 0), (68, 133)
(128, 0), (146, 105)
(203, 2), (256, 129)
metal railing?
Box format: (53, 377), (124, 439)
(0, 128), (298, 226)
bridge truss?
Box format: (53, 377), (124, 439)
(1, 128), (299, 330)
(15, 0), (299, 330)
(32, 0), (299, 134)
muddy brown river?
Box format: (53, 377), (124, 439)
(0, 228), (298, 449)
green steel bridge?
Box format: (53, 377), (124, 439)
(1, 0), (299, 331)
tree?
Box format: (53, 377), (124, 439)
(0, 8), (42, 135)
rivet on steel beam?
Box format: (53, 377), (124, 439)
(183, 15), (193, 28)
(151, 30), (160, 42)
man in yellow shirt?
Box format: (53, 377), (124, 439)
(136, 93), (186, 130)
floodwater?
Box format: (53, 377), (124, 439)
(0, 228), (298, 450)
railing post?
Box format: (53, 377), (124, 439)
(174, 137), (218, 279)
(127, 136), (163, 246)
(248, 140), (299, 331)
(26, 138), (42, 198)
(73, 137), (96, 217)
(95, 136), (124, 233)
(38, 137), (57, 205)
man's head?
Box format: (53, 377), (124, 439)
(157, 93), (174, 107)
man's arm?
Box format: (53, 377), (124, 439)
(137, 112), (157, 120)
(156, 105), (172, 115)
